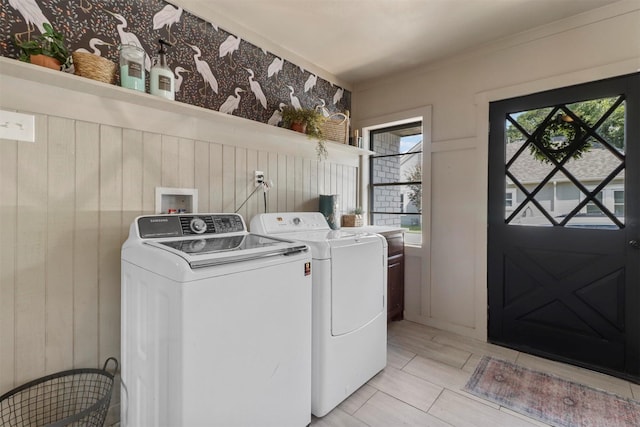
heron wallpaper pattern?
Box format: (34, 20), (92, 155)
(0, 0), (351, 127)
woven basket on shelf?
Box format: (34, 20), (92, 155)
(321, 112), (350, 144)
(72, 51), (116, 84)
(341, 214), (364, 227)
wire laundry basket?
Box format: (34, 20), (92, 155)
(0, 357), (118, 427)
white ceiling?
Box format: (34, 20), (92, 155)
(177, 0), (621, 85)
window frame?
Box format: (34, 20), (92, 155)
(582, 185), (625, 217)
(505, 188), (516, 211)
(368, 121), (423, 228)
(358, 105), (431, 249)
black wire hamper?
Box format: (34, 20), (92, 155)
(0, 357), (118, 427)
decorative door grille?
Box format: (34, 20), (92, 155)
(504, 96), (626, 229)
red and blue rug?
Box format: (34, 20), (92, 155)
(464, 356), (640, 427)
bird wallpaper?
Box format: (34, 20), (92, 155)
(0, 0), (351, 128)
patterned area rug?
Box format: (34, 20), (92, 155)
(464, 356), (640, 427)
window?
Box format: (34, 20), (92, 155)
(505, 189), (516, 210)
(586, 191), (603, 215)
(614, 190), (624, 216)
(369, 122), (422, 244)
(581, 187), (624, 219)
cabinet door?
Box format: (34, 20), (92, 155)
(385, 233), (404, 257)
(387, 254), (404, 321)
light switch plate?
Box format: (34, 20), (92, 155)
(0, 110), (35, 142)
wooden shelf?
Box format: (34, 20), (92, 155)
(0, 57), (372, 162)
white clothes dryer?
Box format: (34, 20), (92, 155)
(250, 212), (387, 417)
(121, 213), (312, 427)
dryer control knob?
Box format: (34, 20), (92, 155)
(190, 218), (207, 234)
(292, 217), (301, 225)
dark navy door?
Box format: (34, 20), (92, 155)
(488, 73), (640, 380)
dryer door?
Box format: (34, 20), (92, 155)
(330, 237), (385, 336)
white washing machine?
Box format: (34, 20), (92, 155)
(121, 213), (312, 427)
(250, 212), (387, 417)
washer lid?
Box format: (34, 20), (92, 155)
(144, 233), (308, 268)
(158, 233), (272, 255)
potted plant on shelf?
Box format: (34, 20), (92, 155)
(281, 106), (328, 159)
(14, 23), (71, 71)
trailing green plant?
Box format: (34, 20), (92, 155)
(14, 23), (71, 69)
(352, 206), (364, 215)
(315, 139), (328, 160)
(281, 106), (328, 159)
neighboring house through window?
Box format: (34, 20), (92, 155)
(503, 95), (626, 229)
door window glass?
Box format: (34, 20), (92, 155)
(504, 96), (626, 229)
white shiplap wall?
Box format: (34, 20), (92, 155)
(0, 59), (361, 400)
(352, 0), (639, 340)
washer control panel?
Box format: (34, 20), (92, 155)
(137, 214), (245, 239)
(189, 217), (207, 234)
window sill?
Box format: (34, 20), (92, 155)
(404, 244), (422, 256)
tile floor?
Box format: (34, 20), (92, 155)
(311, 320), (640, 427)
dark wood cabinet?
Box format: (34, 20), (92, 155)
(382, 231), (404, 322)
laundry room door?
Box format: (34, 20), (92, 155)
(487, 73), (640, 380)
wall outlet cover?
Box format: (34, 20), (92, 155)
(0, 110), (35, 142)
(255, 170), (264, 187)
